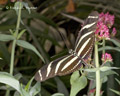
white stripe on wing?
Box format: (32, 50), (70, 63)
(88, 16), (98, 18)
(77, 38), (91, 56)
(81, 22), (96, 31)
(71, 60), (81, 71)
(75, 31), (93, 50)
(55, 55), (72, 74)
(46, 62), (53, 77)
(38, 70), (42, 81)
(82, 38), (94, 58)
(61, 56), (78, 71)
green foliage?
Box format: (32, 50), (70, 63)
(54, 77), (69, 96)
(16, 40), (44, 62)
(29, 82), (41, 96)
(70, 71), (87, 96)
(14, 1), (23, 15)
(0, 34), (15, 41)
(0, 72), (21, 93)
(110, 78), (120, 95)
(0, 72), (41, 96)
(110, 89), (120, 95)
(52, 93), (64, 96)
(109, 38), (120, 48)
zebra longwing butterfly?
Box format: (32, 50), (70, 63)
(35, 11), (99, 82)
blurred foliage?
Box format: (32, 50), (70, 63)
(0, 0), (120, 96)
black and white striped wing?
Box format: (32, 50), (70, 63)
(75, 11), (99, 60)
(35, 11), (99, 82)
(35, 54), (82, 81)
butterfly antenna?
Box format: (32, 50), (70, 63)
(57, 29), (70, 50)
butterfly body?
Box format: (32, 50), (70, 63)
(35, 11), (99, 82)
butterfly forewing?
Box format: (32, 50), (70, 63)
(75, 11), (99, 59)
(35, 11), (99, 82)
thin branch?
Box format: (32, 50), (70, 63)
(79, 2), (120, 14)
(61, 13), (84, 24)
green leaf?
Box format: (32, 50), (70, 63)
(100, 66), (119, 72)
(109, 38), (120, 47)
(70, 71), (87, 96)
(0, 72), (21, 93)
(16, 40), (44, 62)
(87, 70), (118, 80)
(54, 77), (69, 96)
(102, 76), (108, 83)
(20, 85), (30, 96)
(29, 82), (41, 96)
(22, 2), (31, 14)
(0, 42), (10, 63)
(9, 29), (14, 35)
(0, 34), (15, 42)
(99, 46), (120, 52)
(52, 93), (64, 96)
(83, 68), (98, 72)
(115, 78), (120, 85)
(14, 91), (20, 96)
(14, 73), (22, 80)
(17, 29), (26, 39)
(110, 88), (120, 95)
(25, 76), (34, 92)
(14, 1), (23, 15)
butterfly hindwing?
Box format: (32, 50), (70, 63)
(35, 11), (99, 82)
(35, 55), (68, 81)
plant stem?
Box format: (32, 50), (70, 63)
(10, 1), (22, 75)
(95, 42), (101, 96)
(15, 2), (22, 37)
(5, 2), (22, 96)
(100, 39), (105, 89)
(10, 40), (16, 75)
(102, 39), (105, 56)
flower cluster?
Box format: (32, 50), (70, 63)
(95, 12), (116, 40)
(101, 53), (113, 63)
(95, 22), (110, 40)
(99, 12), (114, 28)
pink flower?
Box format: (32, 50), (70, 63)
(95, 12), (115, 40)
(111, 27), (117, 37)
(95, 22), (110, 40)
(99, 12), (114, 28)
(101, 53), (113, 62)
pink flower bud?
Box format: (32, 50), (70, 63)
(111, 27), (117, 37)
(101, 53), (113, 62)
